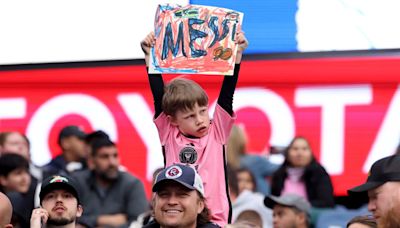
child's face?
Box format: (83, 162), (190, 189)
(237, 170), (255, 193)
(0, 168), (31, 193)
(171, 103), (210, 138)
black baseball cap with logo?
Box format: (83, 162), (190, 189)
(348, 155), (400, 194)
(40, 175), (80, 204)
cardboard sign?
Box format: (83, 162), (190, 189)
(149, 4), (244, 75)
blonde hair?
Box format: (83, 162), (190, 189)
(162, 77), (208, 116)
(227, 124), (248, 169)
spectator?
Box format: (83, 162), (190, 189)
(0, 154), (36, 228)
(226, 125), (247, 170)
(30, 175), (82, 228)
(84, 130), (110, 160)
(72, 135), (148, 228)
(237, 168), (256, 194)
(347, 215), (377, 228)
(0, 131), (42, 181)
(43, 126), (87, 178)
(0, 154), (31, 194)
(234, 210), (263, 228)
(0, 192), (13, 228)
(141, 31), (248, 227)
(0, 132), (29, 159)
(228, 167), (272, 228)
(348, 155), (400, 227)
(271, 136), (335, 208)
(144, 164), (219, 228)
(227, 125), (279, 195)
(264, 194), (311, 228)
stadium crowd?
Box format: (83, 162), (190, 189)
(2, 123), (396, 227)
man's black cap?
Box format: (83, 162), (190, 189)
(348, 155), (400, 194)
(40, 175), (80, 204)
(58, 125), (86, 145)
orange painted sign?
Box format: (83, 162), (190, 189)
(149, 4), (243, 75)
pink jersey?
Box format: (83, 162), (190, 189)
(155, 104), (235, 227)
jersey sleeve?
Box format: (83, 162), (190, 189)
(154, 112), (171, 144)
(212, 104), (236, 143)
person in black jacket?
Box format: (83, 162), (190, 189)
(271, 136), (335, 208)
(42, 125), (87, 179)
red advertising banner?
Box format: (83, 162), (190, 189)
(1, 56), (400, 197)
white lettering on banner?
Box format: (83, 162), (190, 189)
(117, 93), (163, 181)
(26, 94), (118, 166)
(5, 85), (398, 188)
(211, 87), (295, 150)
(295, 85), (372, 175)
(364, 85), (400, 172)
(0, 98), (26, 122)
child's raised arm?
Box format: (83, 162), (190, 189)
(217, 32), (248, 116)
(235, 31), (249, 64)
(141, 32), (164, 118)
(140, 32), (155, 67)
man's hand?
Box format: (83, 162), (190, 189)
(30, 208), (49, 228)
(234, 31), (249, 64)
(140, 32), (156, 66)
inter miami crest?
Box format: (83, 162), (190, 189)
(179, 146), (198, 164)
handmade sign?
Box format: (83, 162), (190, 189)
(149, 4), (244, 75)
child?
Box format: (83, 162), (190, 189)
(0, 153), (31, 194)
(141, 31), (248, 227)
(0, 153), (36, 228)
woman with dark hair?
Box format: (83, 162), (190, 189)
(237, 167), (257, 194)
(271, 136), (335, 208)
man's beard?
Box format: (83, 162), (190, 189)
(98, 167), (119, 182)
(379, 205), (400, 228)
(47, 217), (74, 226)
